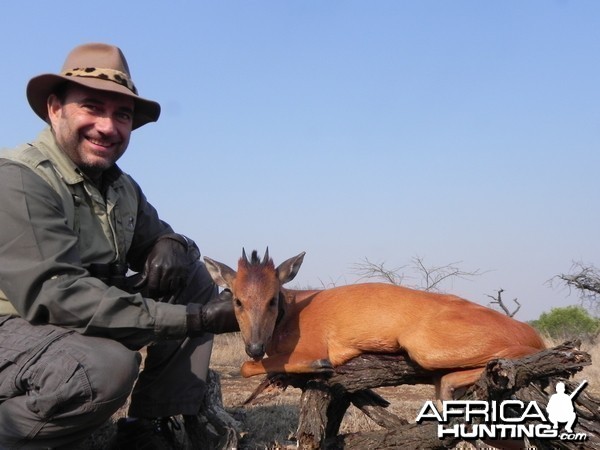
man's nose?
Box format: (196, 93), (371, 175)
(95, 115), (117, 134)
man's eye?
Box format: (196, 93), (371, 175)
(117, 112), (133, 122)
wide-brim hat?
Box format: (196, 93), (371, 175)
(27, 43), (161, 130)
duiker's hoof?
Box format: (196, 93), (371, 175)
(311, 359), (334, 373)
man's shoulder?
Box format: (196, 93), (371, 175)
(0, 152), (57, 196)
(0, 143), (68, 197)
(0, 143), (48, 168)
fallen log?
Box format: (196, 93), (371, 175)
(246, 341), (598, 449)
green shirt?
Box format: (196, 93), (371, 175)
(0, 128), (187, 348)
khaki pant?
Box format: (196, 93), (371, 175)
(0, 261), (216, 449)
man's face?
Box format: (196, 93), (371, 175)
(47, 83), (135, 181)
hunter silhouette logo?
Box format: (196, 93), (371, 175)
(415, 379), (589, 443)
(546, 380), (587, 434)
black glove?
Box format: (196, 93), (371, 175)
(136, 233), (200, 298)
(186, 289), (240, 335)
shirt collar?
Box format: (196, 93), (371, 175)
(33, 127), (123, 186)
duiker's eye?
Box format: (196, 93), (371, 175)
(234, 298), (243, 309)
(269, 297), (277, 308)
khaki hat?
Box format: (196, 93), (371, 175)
(27, 43), (161, 130)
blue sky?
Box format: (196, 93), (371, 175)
(1, 1), (598, 320)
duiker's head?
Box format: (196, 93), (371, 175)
(204, 249), (305, 359)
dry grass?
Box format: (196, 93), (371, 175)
(542, 335), (600, 395)
(583, 342), (600, 394)
(81, 333), (599, 449)
(210, 332), (248, 367)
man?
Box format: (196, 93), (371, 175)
(0, 43), (238, 449)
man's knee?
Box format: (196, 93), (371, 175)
(0, 337), (141, 448)
(77, 336), (141, 405)
(34, 333), (142, 420)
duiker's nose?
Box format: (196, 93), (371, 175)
(246, 342), (266, 359)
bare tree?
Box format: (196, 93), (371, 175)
(410, 256), (484, 292)
(351, 257), (407, 286)
(486, 288), (521, 317)
(352, 255), (483, 292)
(554, 261), (600, 313)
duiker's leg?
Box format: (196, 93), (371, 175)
(437, 368), (484, 401)
(241, 353), (333, 377)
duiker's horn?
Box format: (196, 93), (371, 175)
(262, 247), (270, 265)
(242, 248), (249, 263)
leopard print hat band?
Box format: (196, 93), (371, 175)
(61, 67), (138, 95)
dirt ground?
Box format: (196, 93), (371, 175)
(213, 361), (439, 449)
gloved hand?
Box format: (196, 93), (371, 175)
(136, 233), (200, 298)
(186, 289), (240, 335)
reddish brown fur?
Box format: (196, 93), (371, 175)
(204, 251), (546, 399)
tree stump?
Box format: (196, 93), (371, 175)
(248, 341), (599, 449)
(193, 368), (242, 449)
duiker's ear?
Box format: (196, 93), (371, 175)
(204, 256), (236, 290)
(276, 251), (306, 284)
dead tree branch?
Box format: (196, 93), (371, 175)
(486, 288), (521, 317)
(555, 262), (600, 313)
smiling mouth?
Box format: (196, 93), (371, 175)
(86, 137), (118, 148)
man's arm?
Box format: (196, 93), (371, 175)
(0, 161), (187, 348)
(124, 176), (202, 297)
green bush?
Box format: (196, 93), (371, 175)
(532, 305), (600, 341)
